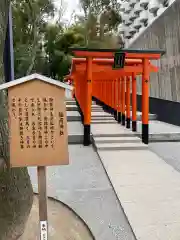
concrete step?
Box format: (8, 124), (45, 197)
(148, 133), (180, 142)
(91, 106), (102, 108)
(66, 107), (103, 111)
(93, 130), (180, 143)
(91, 111), (156, 120)
(134, 112), (156, 121)
(67, 121), (93, 144)
(67, 111), (81, 121)
(94, 136), (141, 143)
(91, 118), (115, 121)
(66, 100), (96, 105)
(113, 112), (156, 121)
(91, 114), (112, 118)
(66, 105), (78, 111)
(93, 132), (139, 138)
(91, 117), (114, 121)
(91, 106), (103, 109)
(95, 142), (148, 151)
(91, 119), (117, 124)
(91, 109), (104, 112)
(66, 101), (76, 105)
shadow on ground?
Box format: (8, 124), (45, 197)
(20, 195), (94, 240)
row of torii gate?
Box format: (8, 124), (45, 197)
(65, 48), (165, 146)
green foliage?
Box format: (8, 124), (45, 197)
(12, 0), (55, 78)
(12, 0), (86, 80)
(12, 0), (124, 81)
(43, 23), (85, 80)
(79, 0), (124, 48)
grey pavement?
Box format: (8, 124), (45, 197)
(91, 122), (180, 240)
(28, 145), (136, 240)
(90, 103), (180, 240)
(136, 120), (180, 141)
(96, 149), (180, 240)
(149, 142), (180, 173)
(30, 98), (180, 240)
(137, 120), (180, 134)
(68, 121), (84, 144)
(67, 111), (81, 121)
(131, 112), (156, 121)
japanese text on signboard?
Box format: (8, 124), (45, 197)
(10, 97), (64, 150)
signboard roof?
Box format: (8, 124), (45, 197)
(0, 73), (73, 91)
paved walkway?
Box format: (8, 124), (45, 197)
(91, 103), (180, 240)
(28, 142), (135, 239)
(149, 142), (180, 174)
(29, 99), (180, 239)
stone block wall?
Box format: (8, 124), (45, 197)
(129, 0), (180, 102)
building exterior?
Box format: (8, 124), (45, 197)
(119, 0), (176, 47)
(119, 0), (180, 126)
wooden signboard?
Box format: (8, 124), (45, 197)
(0, 73), (72, 240)
(7, 78), (69, 167)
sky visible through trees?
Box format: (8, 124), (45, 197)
(12, 0), (123, 80)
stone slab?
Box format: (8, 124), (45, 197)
(137, 120), (180, 141)
(91, 119), (117, 124)
(96, 142), (147, 151)
(137, 120), (180, 134)
(94, 136), (141, 143)
(97, 149), (180, 240)
(91, 120), (180, 142)
(91, 112), (112, 117)
(91, 123), (138, 137)
(66, 100), (76, 105)
(68, 121), (84, 144)
(67, 111), (81, 121)
(149, 142), (180, 173)
(133, 112), (156, 121)
(28, 145), (136, 240)
(91, 109), (105, 112)
(91, 116), (114, 120)
(91, 111), (156, 120)
(66, 105), (78, 111)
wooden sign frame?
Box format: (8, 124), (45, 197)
(0, 73), (71, 167)
(0, 73), (72, 240)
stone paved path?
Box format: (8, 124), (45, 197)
(91, 104), (180, 240)
(28, 144), (136, 240)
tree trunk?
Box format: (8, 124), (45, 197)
(0, 1), (33, 239)
(0, 167), (33, 240)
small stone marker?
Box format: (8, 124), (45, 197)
(0, 73), (72, 240)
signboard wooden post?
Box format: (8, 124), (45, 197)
(0, 73), (72, 240)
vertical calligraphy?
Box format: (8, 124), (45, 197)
(18, 98), (24, 149)
(12, 97), (59, 150)
(49, 98), (55, 149)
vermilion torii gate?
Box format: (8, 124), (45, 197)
(68, 48), (165, 146)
